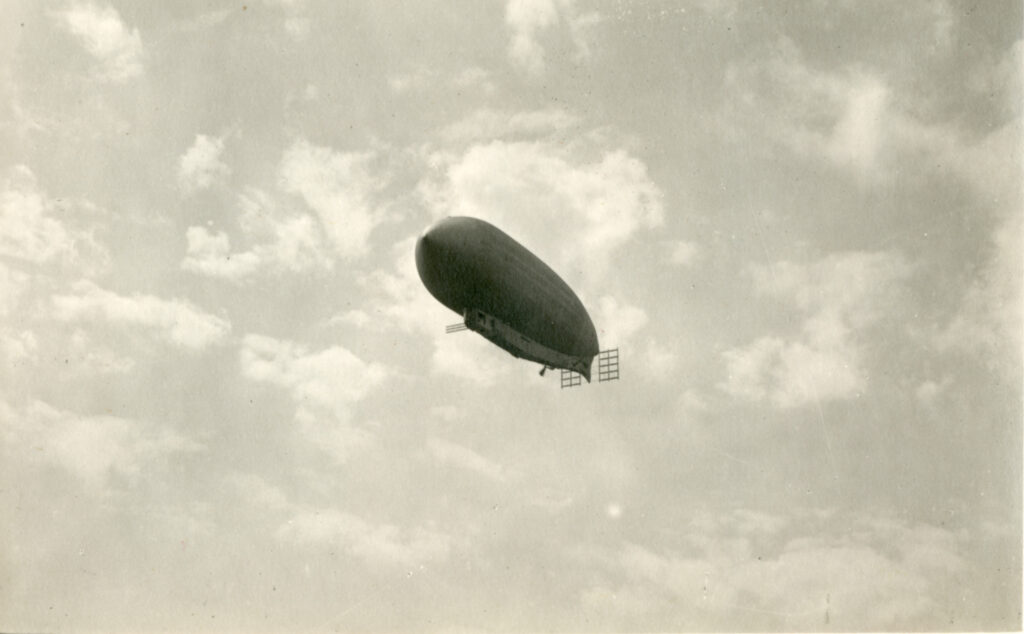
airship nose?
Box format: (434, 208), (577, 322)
(416, 217), (477, 303)
(415, 224), (443, 288)
(416, 218), (458, 272)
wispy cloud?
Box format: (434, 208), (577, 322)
(52, 281), (231, 350)
(505, 0), (598, 76)
(427, 437), (517, 483)
(389, 66), (497, 97)
(239, 334), (389, 462)
(666, 240), (701, 267)
(578, 508), (967, 630)
(1, 399), (202, 490)
(0, 262), (30, 316)
(349, 237), (505, 385)
(721, 251), (912, 408)
(53, 2), (144, 82)
(439, 107), (581, 144)
(277, 508), (451, 569)
(279, 139), (386, 260)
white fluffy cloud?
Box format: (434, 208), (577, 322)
(423, 140), (664, 290)
(0, 166), (109, 281)
(239, 334), (389, 462)
(279, 139), (385, 260)
(180, 226), (260, 280)
(178, 134), (231, 193)
(240, 334), (388, 411)
(52, 280), (231, 350)
(1, 399), (202, 489)
(592, 295), (648, 349)
(1, 166), (81, 265)
(721, 251), (911, 408)
(181, 189), (331, 281)
(53, 2), (144, 82)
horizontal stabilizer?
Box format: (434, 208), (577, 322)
(445, 322), (468, 333)
(597, 348), (619, 382)
(561, 348), (619, 389)
(560, 369), (582, 389)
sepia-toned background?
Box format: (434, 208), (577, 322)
(1, 0), (1020, 631)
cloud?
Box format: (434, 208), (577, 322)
(422, 139), (664, 290)
(388, 66), (496, 97)
(0, 166), (109, 279)
(721, 251), (912, 408)
(592, 295), (648, 349)
(180, 226), (260, 279)
(225, 471), (291, 512)
(936, 208), (1022, 374)
(0, 262), (30, 316)
(262, 0), (311, 40)
(53, 2), (144, 82)
(931, 118), (1022, 376)
(352, 237), (450, 335)
(1, 399), (202, 490)
(722, 37), (950, 181)
(239, 334), (389, 462)
(277, 509), (451, 569)
(427, 437), (516, 483)
(439, 107), (581, 144)
(0, 263), (37, 367)
(505, 0), (598, 76)
(178, 134), (231, 193)
(826, 75), (889, 173)
(279, 139), (386, 260)
(915, 376), (952, 406)
(666, 240), (701, 267)
(182, 189), (333, 281)
(67, 329), (135, 374)
(1, 165), (85, 266)
(430, 333), (506, 386)
(350, 237), (508, 385)
(578, 508), (968, 630)
(746, 46), (891, 177)
(52, 280), (231, 350)
(506, 0), (559, 76)
(0, 329), (37, 367)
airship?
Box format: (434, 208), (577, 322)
(415, 216), (618, 385)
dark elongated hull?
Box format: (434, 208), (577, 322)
(415, 216), (599, 380)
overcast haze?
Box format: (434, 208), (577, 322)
(1, 1), (1021, 631)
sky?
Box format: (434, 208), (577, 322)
(0, 0), (1021, 631)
